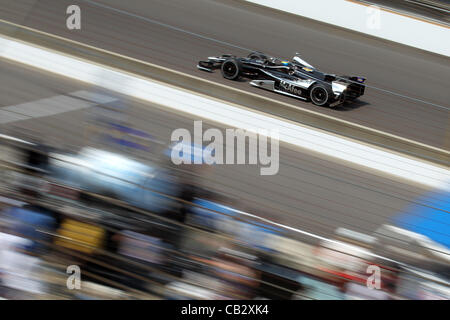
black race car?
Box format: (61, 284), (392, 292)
(197, 52), (366, 107)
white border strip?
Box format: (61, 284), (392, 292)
(0, 35), (449, 190)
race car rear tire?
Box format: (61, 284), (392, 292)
(221, 58), (242, 80)
(309, 83), (332, 106)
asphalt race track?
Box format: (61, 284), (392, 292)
(0, 0), (449, 151)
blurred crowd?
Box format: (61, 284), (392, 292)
(0, 131), (448, 300)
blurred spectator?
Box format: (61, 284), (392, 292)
(2, 204), (59, 256)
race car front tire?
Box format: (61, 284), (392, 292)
(221, 58), (242, 80)
(309, 83), (333, 106)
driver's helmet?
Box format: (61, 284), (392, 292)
(280, 60), (290, 66)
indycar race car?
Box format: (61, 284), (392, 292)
(197, 52), (366, 107)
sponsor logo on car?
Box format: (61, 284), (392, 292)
(280, 80), (302, 96)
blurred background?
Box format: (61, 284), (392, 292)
(0, 108), (448, 300)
